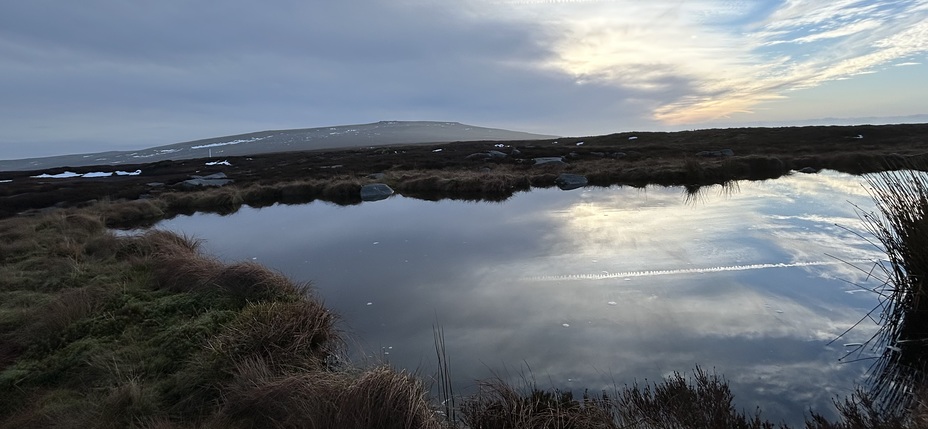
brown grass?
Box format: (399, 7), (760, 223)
(94, 198), (167, 227)
(219, 361), (443, 429)
(212, 261), (307, 303)
(207, 300), (340, 372)
(460, 378), (616, 429)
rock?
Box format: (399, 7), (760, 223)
(191, 172), (228, 180)
(487, 150), (507, 159)
(180, 179), (232, 188)
(181, 178), (233, 188)
(360, 183), (394, 201)
(590, 152), (605, 157)
(797, 167), (818, 174)
(367, 173), (386, 180)
(555, 173), (588, 190)
(181, 173), (232, 188)
(533, 157), (567, 167)
(465, 153), (492, 160)
(568, 152), (580, 159)
(511, 148), (522, 156)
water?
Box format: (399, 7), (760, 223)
(154, 170), (889, 424)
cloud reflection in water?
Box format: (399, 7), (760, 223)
(156, 170), (887, 424)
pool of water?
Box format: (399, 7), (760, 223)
(154, 170), (889, 424)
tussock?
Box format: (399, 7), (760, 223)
(94, 199), (166, 227)
(208, 300), (340, 371)
(212, 261), (306, 302)
(853, 167), (928, 415)
(461, 378), (616, 429)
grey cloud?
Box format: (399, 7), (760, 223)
(1, 0), (666, 158)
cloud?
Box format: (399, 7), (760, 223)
(483, 0), (928, 124)
(1, 0), (927, 158)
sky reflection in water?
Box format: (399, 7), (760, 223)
(156, 170), (889, 424)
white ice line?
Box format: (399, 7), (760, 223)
(521, 260), (873, 282)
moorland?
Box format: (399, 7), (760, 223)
(2, 123), (928, 428)
(2, 123), (927, 225)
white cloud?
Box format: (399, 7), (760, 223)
(477, 0), (928, 124)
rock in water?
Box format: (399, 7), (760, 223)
(555, 173), (588, 190)
(360, 183), (394, 201)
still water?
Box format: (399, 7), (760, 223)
(156, 170), (889, 424)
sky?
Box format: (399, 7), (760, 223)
(1, 0), (927, 160)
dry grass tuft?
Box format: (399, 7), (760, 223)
(212, 262), (306, 302)
(461, 378), (616, 429)
(844, 167), (928, 417)
(335, 366), (444, 429)
(218, 357), (335, 428)
(94, 199), (167, 227)
(23, 285), (112, 343)
(208, 300), (340, 371)
(219, 363), (443, 429)
(616, 367), (774, 429)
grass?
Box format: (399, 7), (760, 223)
(843, 166), (928, 416)
(0, 211), (438, 428)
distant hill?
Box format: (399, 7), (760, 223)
(0, 121), (558, 171)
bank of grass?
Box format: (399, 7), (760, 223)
(3, 201), (928, 428)
(0, 211), (440, 428)
(66, 149), (923, 229)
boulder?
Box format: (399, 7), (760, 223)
(367, 172), (386, 180)
(465, 153), (492, 160)
(360, 183), (394, 201)
(797, 167), (818, 174)
(487, 150), (507, 159)
(555, 173), (588, 190)
(181, 172), (232, 188)
(533, 157), (567, 167)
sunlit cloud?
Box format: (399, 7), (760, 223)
(475, 0), (928, 124)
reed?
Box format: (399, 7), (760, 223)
(853, 167), (928, 415)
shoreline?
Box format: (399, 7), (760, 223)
(2, 123), (927, 223)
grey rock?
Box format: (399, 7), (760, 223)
(797, 167), (818, 174)
(487, 150), (507, 159)
(180, 172), (232, 188)
(367, 173), (386, 180)
(465, 153), (492, 160)
(555, 173), (588, 190)
(360, 183), (394, 201)
(181, 178), (233, 188)
(511, 148), (522, 156)
(568, 152), (580, 159)
(533, 157), (567, 166)
(190, 172), (228, 180)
